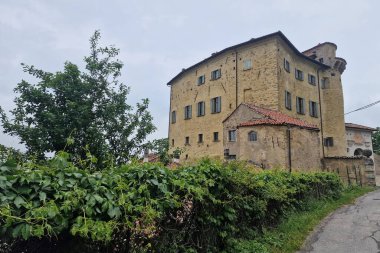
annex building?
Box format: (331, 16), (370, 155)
(167, 31), (349, 171)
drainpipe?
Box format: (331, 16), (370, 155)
(235, 50), (238, 108)
(317, 68), (325, 158)
(287, 126), (292, 173)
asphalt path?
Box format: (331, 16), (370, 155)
(298, 189), (380, 253)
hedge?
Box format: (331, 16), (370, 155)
(0, 152), (343, 252)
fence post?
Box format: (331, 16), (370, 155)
(346, 166), (351, 186)
(354, 165), (358, 186)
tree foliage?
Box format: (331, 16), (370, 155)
(0, 31), (155, 166)
(373, 127), (380, 155)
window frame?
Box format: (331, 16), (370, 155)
(324, 137), (334, 147)
(248, 131), (257, 142)
(308, 74), (316, 85)
(185, 136), (190, 145)
(197, 75), (205, 85)
(197, 101), (205, 117)
(284, 58), (290, 72)
(285, 91), (292, 110)
(243, 59), (252, 70)
(309, 101), (319, 118)
(171, 110), (176, 124)
(198, 133), (203, 143)
(213, 132), (219, 142)
(228, 130), (237, 142)
(321, 77), (329, 89)
(184, 105), (192, 120)
(296, 97), (305, 115)
(211, 69), (221, 80)
(211, 96), (221, 114)
(295, 68), (304, 81)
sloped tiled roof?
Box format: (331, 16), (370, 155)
(237, 104), (319, 130)
(345, 123), (376, 131)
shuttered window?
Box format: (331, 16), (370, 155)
(211, 96), (221, 113)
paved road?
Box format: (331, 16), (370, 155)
(298, 189), (380, 253)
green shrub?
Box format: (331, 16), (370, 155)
(0, 154), (343, 252)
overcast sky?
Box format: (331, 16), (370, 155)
(0, 0), (379, 150)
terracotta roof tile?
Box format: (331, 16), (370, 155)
(345, 123), (376, 131)
(238, 104), (319, 130)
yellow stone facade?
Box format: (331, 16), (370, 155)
(167, 32), (347, 163)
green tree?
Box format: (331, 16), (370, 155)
(373, 127), (380, 155)
(147, 138), (170, 165)
(0, 31), (156, 167)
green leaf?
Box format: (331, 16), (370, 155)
(39, 192), (47, 202)
(14, 196), (25, 208)
(107, 206), (121, 218)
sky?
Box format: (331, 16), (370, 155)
(0, 0), (379, 151)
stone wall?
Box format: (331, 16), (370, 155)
(323, 157), (376, 186)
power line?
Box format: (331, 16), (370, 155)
(345, 99), (380, 115)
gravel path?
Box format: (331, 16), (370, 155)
(298, 189), (380, 253)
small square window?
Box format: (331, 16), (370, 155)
(213, 132), (219, 142)
(228, 130), (236, 142)
(211, 69), (221, 80)
(324, 137), (334, 147)
(243, 59), (252, 70)
(308, 74), (316, 85)
(198, 134), (203, 143)
(197, 75), (205, 85)
(296, 97), (305, 115)
(284, 58), (290, 72)
(295, 69), (304, 81)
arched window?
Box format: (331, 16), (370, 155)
(354, 148), (363, 156)
(248, 131), (257, 141)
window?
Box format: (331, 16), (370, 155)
(184, 105), (192, 120)
(213, 132), (219, 142)
(321, 77), (329, 89)
(295, 69), (304, 80)
(197, 101), (205, 117)
(309, 101), (319, 118)
(198, 134), (203, 143)
(285, 91), (292, 110)
(211, 96), (221, 113)
(197, 75), (205, 85)
(324, 137), (334, 147)
(228, 130), (236, 142)
(243, 59), (252, 70)
(284, 58), (290, 72)
(211, 69), (221, 80)
(308, 74), (316, 85)
(248, 131), (257, 141)
(172, 139), (174, 146)
(171, 111), (176, 124)
(185, 136), (190, 145)
(296, 97), (305, 114)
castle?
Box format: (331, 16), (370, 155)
(167, 31), (348, 171)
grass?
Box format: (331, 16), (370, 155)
(227, 186), (375, 253)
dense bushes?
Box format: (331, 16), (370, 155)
(0, 153), (343, 252)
